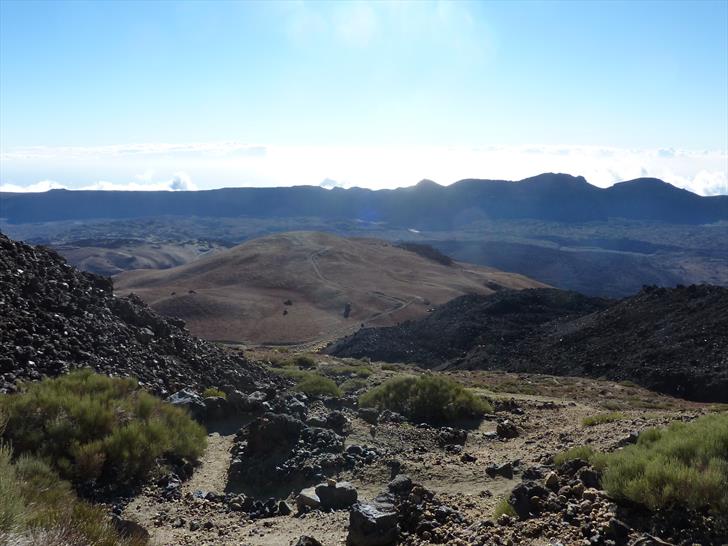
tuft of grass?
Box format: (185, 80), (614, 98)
(553, 445), (596, 466)
(0, 370), (206, 487)
(202, 387), (226, 399)
(493, 498), (517, 519)
(381, 363), (400, 372)
(359, 374), (492, 424)
(295, 375), (342, 398)
(582, 412), (626, 427)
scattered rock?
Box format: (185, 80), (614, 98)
(347, 502), (399, 546)
(315, 481), (358, 510)
(496, 420), (519, 439)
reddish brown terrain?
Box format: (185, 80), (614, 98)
(114, 231), (545, 345)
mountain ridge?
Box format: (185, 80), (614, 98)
(3, 173), (726, 226)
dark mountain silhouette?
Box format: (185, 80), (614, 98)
(2, 173), (726, 226)
(327, 285), (728, 403)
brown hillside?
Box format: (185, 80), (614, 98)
(114, 231), (545, 344)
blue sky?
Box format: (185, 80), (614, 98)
(1, 0), (726, 194)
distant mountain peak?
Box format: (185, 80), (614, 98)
(521, 172), (589, 186)
(415, 179), (442, 189)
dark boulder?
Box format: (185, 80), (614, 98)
(347, 502), (399, 546)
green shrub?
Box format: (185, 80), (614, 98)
(0, 370), (207, 487)
(321, 363), (373, 379)
(340, 378), (369, 393)
(0, 442), (141, 544)
(599, 414), (728, 514)
(295, 375), (342, 398)
(493, 498), (517, 519)
(359, 375), (492, 424)
(202, 387), (226, 399)
(292, 355), (317, 369)
(381, 363), (400, 372)
(553, 445), (596, 466)
(582, 412), (626, 427)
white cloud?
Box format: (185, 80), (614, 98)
(0, 179), (65, 192)
(1, 173), (197, 193)
(320, 178), (344, 189)
(1, 143), (725, 195)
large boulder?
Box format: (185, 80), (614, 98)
(347, 502), (399, 546)
(296, 487), (321, 512)
(315, 481), (358, 510)
(167, 389), (206, 421)
(246, 412), (305, 455)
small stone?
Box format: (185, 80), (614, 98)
(545, 471), (560, 490)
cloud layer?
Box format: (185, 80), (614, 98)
(1, 143), (726, 195)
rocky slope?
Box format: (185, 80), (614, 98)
(0, 232), (271, 395)
(328, 286), (728, 402)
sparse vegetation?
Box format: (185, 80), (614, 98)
(339, 377), (368, 393)
(320, 363), (373, 379)
(202, 387), (226, 399)
(271, 367), (342, 398)
(359, 374), (492, 424)
(582, 412), (626, 427)
(553, 445), (596, 466)
(493, 498), (517, 519)
(292, 355), (317, 369)
(295, 374), (342, 398)
(488, 380), (540, 396)
(0, 370), (207, 486)
(381, 363), (400, 372)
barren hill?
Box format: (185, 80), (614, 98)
(114, 231), (545, 344)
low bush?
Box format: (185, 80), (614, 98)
(553, 414), (728, 519)
(292, 355), (317, 369)
(295, 374), (342, 398)
(359, 374), (492, 424)
(320, 363), (373, 379)
(600, 414), (728, 514)
(340, 378), (369, 393)
(582, 412), (626, 427)
(202, 387), (226, 399)
(552, 445), (596, 466)
(0, 370), (207, 487)
(381, 363), (400, 372)
(0, 442), (142, 545)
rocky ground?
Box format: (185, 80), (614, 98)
(328, 286), (728, 402)
(121, 358), (723, 546)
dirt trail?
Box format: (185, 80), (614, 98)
(122, 364), (709, 546)
(182, 432), (234, 496)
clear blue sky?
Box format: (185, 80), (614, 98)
(1, 1), (727, 193)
